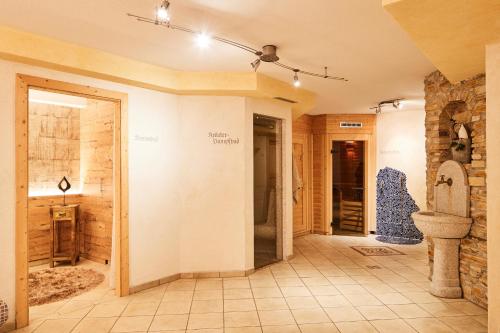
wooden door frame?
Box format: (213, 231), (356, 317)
(326, 133), (375, 235)
(15, 74), (129, 328)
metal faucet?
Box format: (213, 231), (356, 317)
(435, 174), (453, 186)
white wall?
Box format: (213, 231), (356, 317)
(0, 59), (293, 329)
(376, 109), (427, 209)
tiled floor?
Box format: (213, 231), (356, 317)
(15, 234), (488, 333)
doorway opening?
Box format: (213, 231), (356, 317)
(332, 140), (365, 235)
(15, 74), (129, 329)
(253, 114), (283, 268)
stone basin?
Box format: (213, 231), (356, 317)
(411, 211), (472, 239)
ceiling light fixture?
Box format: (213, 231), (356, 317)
(155, 0), (170, 23)
(370, 98), (405, 114)
(251, 59), (261, 71)
(195, 32), (211, 48)
(293, 69), (301, 88)
(127, 2), (348, 88)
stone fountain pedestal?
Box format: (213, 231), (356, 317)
(411, 160), (472, 299)
(431, 238), (462, 298)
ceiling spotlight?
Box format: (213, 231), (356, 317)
(370, 98), (405, 114)
(195, 32), (211, 48)
(251, 59), (261, 71)
(156, 0), (170, 23)
(293, 70), (301, 88)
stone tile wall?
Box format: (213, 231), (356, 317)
(424, 71), (487, 308)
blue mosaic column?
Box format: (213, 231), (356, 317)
(376, 167), (423, 244)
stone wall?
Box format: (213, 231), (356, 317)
(424, 71), (487, 308)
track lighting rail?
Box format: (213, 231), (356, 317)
(127, 9), (348, 87)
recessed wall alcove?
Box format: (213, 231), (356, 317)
(424, 70), (487, 308)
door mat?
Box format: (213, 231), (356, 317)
(29, 267), (105, 306)
(351, 246), (405, 256)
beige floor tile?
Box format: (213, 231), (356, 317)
(185, 329), (222, 333)
(196, 279), (223, 291)
(356, 305), (398, 320)
(225, 327), (262, 333)
(190, 299), (223, 313)
(387, 304), (432, 318)
(72, 317), (118, 333)
(335, 320), (378, 333)
(224, 278), (251, 289)
(390, 282), (424, 293)
(224, 299), (256, 312)
(254, 298), (289, 311)
(351, 276), (381, 284)
(250, 279), (277, 288)
(362, 283), (396, 295)
(87, 301), (128, 317)
(130, 290), (164, 304)
(276, 277), (304, 287)
(187, 312), (223, 329)
(224, 311), (260, 327)
(261, 324), (300, 333)
(285, 296), (319, 309)
(291, 308), (331, 324)
(370, 319), (417, 332)
(418, 302), (466, 317)
(32, 318), (79, 333)
(344, 293), (382, 306)
(439, 315), (488, 333)
(402, 292), (442, 304)
(224, 288), (254, 300)
(167, 279), (196, 291)
(375, 292), (413, 305)
(323, 306), (364, 322)
(54, 300), (94, 319)
(122, 301), (160, 316)
(308, 285), (340, 296)
(193, 290), (223, 301)
(316, 295), (350, 308)
(405, 317), (455, 333)
(280, 286), (311, 297)
(301, 277), (331, 286)
(299, 322), (340, 333)
(336, 284), (367, 295)
(327, 276), (357, 285)
(149, 314), (189, 331)
(258, 309), (296, 326)
(447, 301), (488, 315)
(162, 290), (193, 301)
(156, 300), (191, 315)
(252, 287), (283, 298)
(110, 315), (153, 332)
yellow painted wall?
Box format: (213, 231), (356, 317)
(0, 25), (315, 116)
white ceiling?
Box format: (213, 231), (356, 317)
(0, 0), (435, 114)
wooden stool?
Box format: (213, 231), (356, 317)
(49, 204), (80, 267)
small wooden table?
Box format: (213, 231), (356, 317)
(49, 204), (80, 267)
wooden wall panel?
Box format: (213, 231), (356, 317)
(80, 99), (114, 263)
(28, 102), (80, 193)
(312, 133), (327, 234)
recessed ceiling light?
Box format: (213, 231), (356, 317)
(156, 0), (170, 23)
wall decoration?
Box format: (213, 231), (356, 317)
(376, 167), (423, 244)
(57, 176), (71, 206)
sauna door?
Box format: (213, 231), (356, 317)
(331, 140), (366, 234)
(292, 134), (311, 237)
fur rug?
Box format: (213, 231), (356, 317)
(29, 267), (105, 306)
